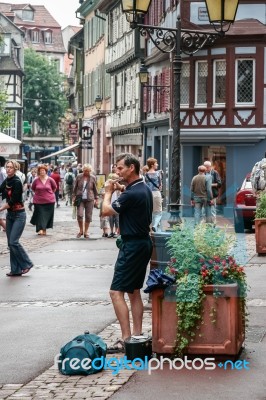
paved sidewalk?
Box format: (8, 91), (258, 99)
(0, 206), (265, 399)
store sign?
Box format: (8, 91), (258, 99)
(68, 121), (78, 141)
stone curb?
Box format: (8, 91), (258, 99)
(0, 312), (152, 400)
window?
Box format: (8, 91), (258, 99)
(31, 30), (39, 43)
(195, 61), (208, 106)
(44, 31), (52, 44)
(22, 9), (33, 21)
(213, 60), (226, 105)
(236, 59), (255, 105)
(0, 34), (11, 56)
(181, 62), (190, 106)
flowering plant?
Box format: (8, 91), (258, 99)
(165, 222), (248, 356)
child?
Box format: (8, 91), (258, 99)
(99, 187), (110, 237)
(108, 173), (120, 238)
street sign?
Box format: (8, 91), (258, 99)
(79, 139), (93, 150)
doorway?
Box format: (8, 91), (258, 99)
(202, 146), (226, 207)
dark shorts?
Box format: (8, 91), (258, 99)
(110, 236), (153, 294)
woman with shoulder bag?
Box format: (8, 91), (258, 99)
(0, 160), (33, 277)
(72, 164), (99, 238)
(145, 157), (163, 232)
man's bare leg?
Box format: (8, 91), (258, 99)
(109, 290), (131, 340)
(128, 289), (143, 336)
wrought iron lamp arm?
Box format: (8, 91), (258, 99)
(136, 22), (221, 56)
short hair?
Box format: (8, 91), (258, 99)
(5, 159), (19, 171)
(198, 165), (206, 173)
(82, 163), (92, 172)
(68, 167), (73, 173)
(116, 153), (140, 175)
(204, 160), (212, 167)
(146, 157), (157, 169)
(37, 164), (48, 174)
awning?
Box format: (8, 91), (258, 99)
(40, 143), (79, 160)
(0, 132), (21, 156)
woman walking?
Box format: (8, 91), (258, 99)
(0, 160), (33, 277)
(145, 157), (163, 232)
(73, 164), (99, 238)
(30, 164), (57, 235)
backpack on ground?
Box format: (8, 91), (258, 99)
(58, 331), (107, 376)
(251, 158), (266, 191)
(66, 173), (74, 185)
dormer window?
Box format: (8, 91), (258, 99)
(43, 30), (53, 44)
(22, 9), (34, 21)
(31, 29), (39, 43)
(0, 34), (11, 56)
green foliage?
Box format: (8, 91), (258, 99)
(0, 89), (11, 130)
(255, 192), (266, 219)
(166, 222), (248, 356)
(23, 48), (68, 134)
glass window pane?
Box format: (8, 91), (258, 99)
(236, 59), (254, 104)
(181, 62), (190, 105)
(214, 60), (226, 104)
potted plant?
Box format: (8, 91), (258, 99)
(254, 192), (266, 255)
(151, 223), (248, 356)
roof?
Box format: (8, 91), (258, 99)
(0, 3), (60, 27)
(0, 3), (65, 53)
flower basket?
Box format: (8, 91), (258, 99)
(152, 284), (245, 355)
(150, 223), (248, 357)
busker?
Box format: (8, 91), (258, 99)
(102, 153), (153, 352)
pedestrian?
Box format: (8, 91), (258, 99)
(102, 153), (153, 350)
(204, 160), (222, 223)
(64, 167), (75, 206)
(30, 164), (57, 236)
(50, 167), (61, 207)
(72, 163), (99, 238)
(107, 173), (120, 238)
(27, 167), (37, 211)
(59, 163), (66, 199)
(99, 187), (110, 238)
(145, 157), (163, 232)
(107, 163), (117, 179)
(0, 156), (7, 232)
(250, 151), (266, 195)
(0, 159), (33, 276)
(191, 165), (213, 225)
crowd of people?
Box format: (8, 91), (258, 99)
(0, 152), (223, 353)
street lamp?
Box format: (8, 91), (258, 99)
(94, 95), (118, 115)
(122, 0), (239, 226)
(138, 62), (170, 93)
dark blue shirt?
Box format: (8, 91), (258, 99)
(112, 178), (152, 237)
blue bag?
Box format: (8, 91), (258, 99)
(58, 331), (107, 375)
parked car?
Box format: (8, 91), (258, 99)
(233, 173), (256, 232)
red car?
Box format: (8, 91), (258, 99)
(233, 173), (256, 232)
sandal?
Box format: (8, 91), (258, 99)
(76, 232), (83, 238)
(84, 234), (90, 239)
(22, 267), (32, 275)
(107, 339), (125, 354)
(38, 230), (44, 235)
(6, 272), (22, 277)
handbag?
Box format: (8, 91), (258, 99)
(73, 196), (82, 207)
(73, 182), (88, 207)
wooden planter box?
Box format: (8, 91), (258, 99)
(152, 284), (245, 355)
(255, 218), (266, 255)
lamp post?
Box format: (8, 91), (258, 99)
(121, 0), (239, 227)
